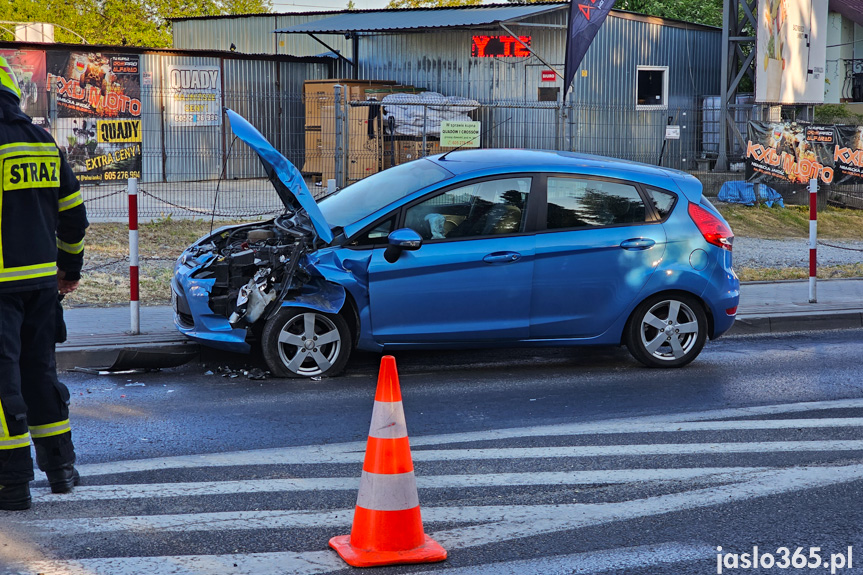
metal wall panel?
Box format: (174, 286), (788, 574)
(155, 54), (224, 183)
(350, 11), (719, 167)
(173, 14), (353, 59)
(223, 58), (278, 181)
(138, 52), (165, 184)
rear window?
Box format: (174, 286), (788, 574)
(546, 177), (646, 229)
(645, 187), (677, 219)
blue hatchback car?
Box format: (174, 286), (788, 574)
(172, 110), (739, 377)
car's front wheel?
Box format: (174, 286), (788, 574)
(262, 307), (352, 378)
(625, 294), (707, 368)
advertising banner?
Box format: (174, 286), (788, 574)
(834, 126), (863, 184)
(55, 118), (142, 183)
(46, 52), (141, 118)
(755, 0), (828, 104)
(745, 121), (836, 184)
(0, 49), (48, 127)
(563, 0), (617, 91)
(441, 121), (481, 148)
(46, 52), (142, 182)
(166, 64), (222, 126)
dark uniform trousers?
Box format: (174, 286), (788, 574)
(0, 288), (75, 484)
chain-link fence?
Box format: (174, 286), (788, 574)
(50, 85), (861, 221)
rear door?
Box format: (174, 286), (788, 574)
(530, 175), (666, 339)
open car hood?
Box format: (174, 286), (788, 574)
(226, 109), (333, 244)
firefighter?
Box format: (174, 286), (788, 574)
(0, 56), (89, 511)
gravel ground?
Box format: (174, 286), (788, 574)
(733, 237), (863, 268)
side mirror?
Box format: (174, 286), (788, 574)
(384, 228), (422, 263)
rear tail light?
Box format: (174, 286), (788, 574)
(688, 203), (734, 251)
(726, 306), (738, 316)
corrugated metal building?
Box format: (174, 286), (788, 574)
(172, 5), (721, 167)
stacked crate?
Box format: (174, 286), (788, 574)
(303, 80), (437, 185)
(365, 86), (439, 170)
(302, 79), (395, 185)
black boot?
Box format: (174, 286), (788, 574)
(46, 465), (80, 494)
(0, 483), (31, 511)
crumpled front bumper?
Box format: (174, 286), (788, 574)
(171, 261), (251, 354)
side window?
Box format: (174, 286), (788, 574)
(636, 66), (668, 109)
(546, 177), (646, 230)
(348, 216), (395, 247)
(645, 187), (677, 219)
(404, 177), (531, 240)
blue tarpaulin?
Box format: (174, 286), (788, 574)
(717, 181), (785, 208)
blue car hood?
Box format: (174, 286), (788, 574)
(226, 109), (333, 244)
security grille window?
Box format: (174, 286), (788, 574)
(538, 87), (560, 102)
(546, 177), (646, 229)
(636, 66), (668, 109)
(405, 178), (531, 240)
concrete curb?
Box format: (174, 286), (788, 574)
(57, 341), (199, 371)
(55, 311), (863, 371)
(729, 311), (863, 335)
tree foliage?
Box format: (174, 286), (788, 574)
(0, 0), (272, 48)
(386, 0), (722, 27)
(386, 0), (482, 9)
(614, 0), (723, 27)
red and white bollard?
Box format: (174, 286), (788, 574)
(809, 178), (817, 304)
(128, 178), (140, 334)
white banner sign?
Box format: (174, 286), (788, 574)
(755, 0), (828, 104)
(441, 120), (481, 148)
(166, 64), (222, 126)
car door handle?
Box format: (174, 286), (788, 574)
(620, 238), (656, 250)
(483, 251), (521, 264)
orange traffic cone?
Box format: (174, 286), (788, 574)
(329, 355), (447, 568)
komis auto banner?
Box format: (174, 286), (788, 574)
(46, 52), (142, 182)
(746, 121), (863, 186)
(745, 121), (836, 184)
(47, 52), (141, 118)
(834, 126), (863, 184)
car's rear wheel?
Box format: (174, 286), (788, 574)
(625, 294), (707, 368)
(262, 307), (352, 378)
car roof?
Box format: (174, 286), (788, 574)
(425, 148), (704, 203)
(428, 148), (673, 177)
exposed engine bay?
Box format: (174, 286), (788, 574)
(184, 213), (317, 328)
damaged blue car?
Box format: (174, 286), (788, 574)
(172, 109), (739, 377)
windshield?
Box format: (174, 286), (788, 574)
(318, 159), (454, 227)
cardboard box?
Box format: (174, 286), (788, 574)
(320, 103), (382, 182)
(304, 79), (395, 128)
(397, 138), (441, 164)
(303, 129), (323, 174)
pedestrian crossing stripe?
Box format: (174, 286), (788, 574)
(7, 398), (863, 575)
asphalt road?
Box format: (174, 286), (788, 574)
(3, 329), (863, 575)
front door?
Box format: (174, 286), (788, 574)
(368, 177), (536, 344)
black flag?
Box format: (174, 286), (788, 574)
(563, 0), (617, 93)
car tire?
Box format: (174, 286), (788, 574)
(625, 293), (707, 368)
(262, 307), (352, 378)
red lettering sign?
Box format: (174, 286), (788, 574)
(471, 35), (532, 58)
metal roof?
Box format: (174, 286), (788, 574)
(275, 4), (566, 34)
(830, 0), (863, 25)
